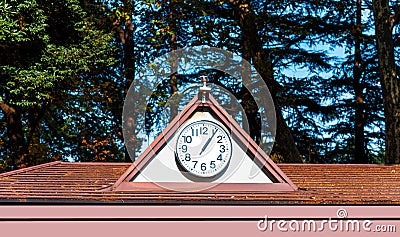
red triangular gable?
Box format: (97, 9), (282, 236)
(112, 90), (298, 193)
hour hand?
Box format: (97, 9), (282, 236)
(199, 129), (217, 156)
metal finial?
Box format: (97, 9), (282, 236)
(199, 75), (210, 104)
(200, 75), (208, 87)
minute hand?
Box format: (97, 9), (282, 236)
(199, 130), (217, 156)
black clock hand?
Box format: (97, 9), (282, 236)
(199, 129), (217, 156)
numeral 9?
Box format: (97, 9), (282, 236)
(181, 145), (187, 152)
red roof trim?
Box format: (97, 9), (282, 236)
(116, 182), (296, 193)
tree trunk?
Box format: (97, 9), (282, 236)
(274, 104), (303, 162)
(123, 22), (135, 162)
(238, 86), (261, 144)
(168, 0), (179, 120)
(0, 101), (26, 170)
(115, 1), (136, 161)
(372, 0), (400, 164)
(353, 0), (367, 163)
(235, 0), (302, 163)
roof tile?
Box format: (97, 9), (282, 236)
(0, 162), (399, 204)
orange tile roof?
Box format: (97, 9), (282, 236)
(0, 161), (399, 204)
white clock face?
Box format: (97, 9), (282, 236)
(176, 120), (232, 178)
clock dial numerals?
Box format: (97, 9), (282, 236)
(176, 120), (232, 178)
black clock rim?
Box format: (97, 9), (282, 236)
(175, 119), (233, 180)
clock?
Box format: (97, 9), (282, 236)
(175, 120), (232, 179)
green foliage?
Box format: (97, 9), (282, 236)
(0, 0), (47, 43)
(0, 0), (119, 171)
(0, 0), (394, 170)
(1, 0), (116, 105)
